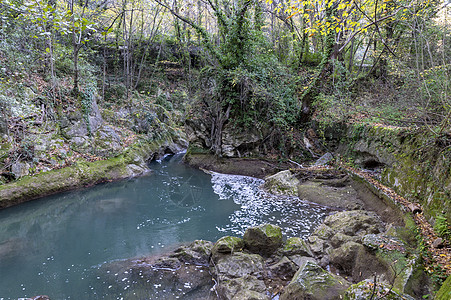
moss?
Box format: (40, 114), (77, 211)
(436, 275), (451, 300)
(212, 236), (244, 254)
(0, 137), (174, 209)
(396, 215), (418, 247)
(331, 122), (451, 225)
(261, 224), (282, 239)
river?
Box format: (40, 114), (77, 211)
(0, 153), (331, 299)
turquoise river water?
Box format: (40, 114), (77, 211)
(0, 153), (332, 299)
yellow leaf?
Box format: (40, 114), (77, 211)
(287, 12), (298, 19)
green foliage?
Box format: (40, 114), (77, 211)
(434, 213), (451, 240)
(312, 93), (352, 125)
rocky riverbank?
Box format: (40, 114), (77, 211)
(0, 92), (188, 208)
(99, 220), (424, 300)
(0, 137), (186, 208)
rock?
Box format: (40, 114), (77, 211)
(214, 252), (264, 279)
(289, 255), (316, 268)
(216, 275), (269, 300)
(307, 235), (326, 255)
(297, 180), (364, 210)
(268, 256), (297, 280)
(432, 237), (444, 249)
(70, 136), (88, 148)
(330, 232), (360, 248)
(280, 258), (350, 300)
(185, 117), (211, 149)
(262, 170), (300, 196)
(344, 279), (415, 300)
(232, 289), (270, 300)
(93, 125), (122, 156)
(11, 162), (30, 179)
(61, 97), (103, 139)
(314, 152), (334, 166)
(211, 236), (244, 260)
(280, 237), (313, 257)
(100, 240), (214, 299)
(125, 163), (149, 177)
(329, 241), (366, 276)
(323, 210), (384, 237)
(321, 175), (350, 188)
(306, 211), (390, 283)
(243, 224), (283, 256)
(170, 240), (213, 265)
(352, 138), (395, 167)
(362, 233), (428, 296)
(221, 126), (262, 157)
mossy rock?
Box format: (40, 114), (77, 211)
(243, 224), (283, 256)
(344, 279), (415, 300)
(280, 258), (350, 300)
(436, 275), (451, 300)
(280, 237), (313, 257)
(216, 275), (269, 300)
(170, 240), (213, 265)
(212, 236), (244, 260)
(0, 138), (172, 208)
(214, 252), (265, 279)
(262, 170), (300, 196)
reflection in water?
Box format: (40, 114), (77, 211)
(0, 153), (332, 299)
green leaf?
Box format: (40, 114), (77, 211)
(45, 47), (50, 53)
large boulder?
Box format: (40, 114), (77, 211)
(362, 233), (429, 297)
(307, 210), (385, 275)
(214, 252), (265, 279)
(262, 170), (300, 196)
(280, 257), (350, 300)
(328, 241), (384, 281)
(323, 210), (384, 237)
(216, 275), (270, 300)
(243, 224), (283, 256)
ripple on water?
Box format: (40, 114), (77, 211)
(210, 172), (333, 238)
